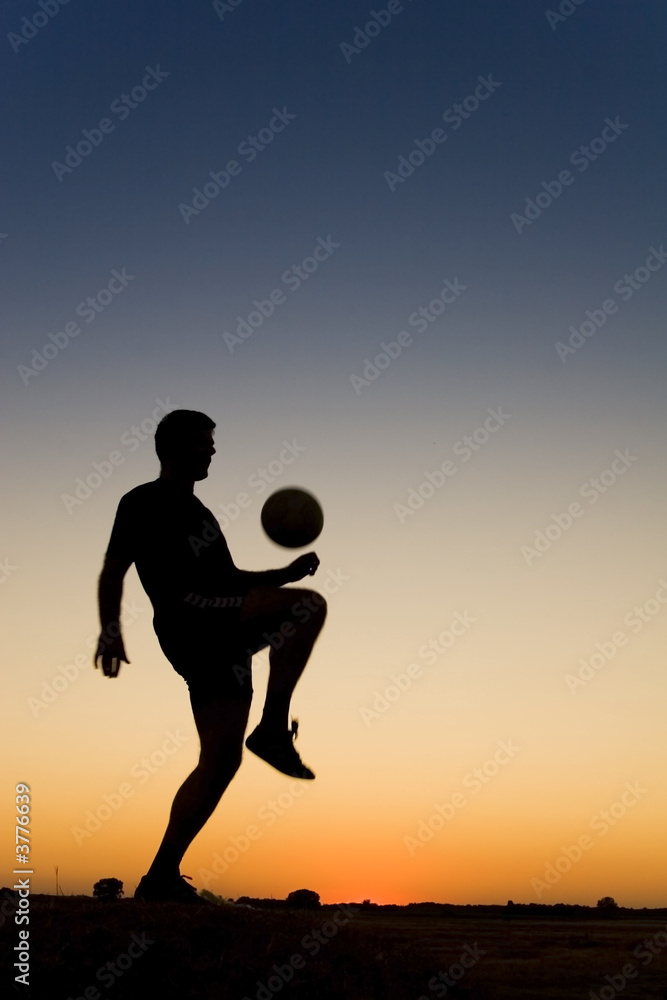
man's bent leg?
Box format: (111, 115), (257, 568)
(240, 586), (327, 732)
(239, 587), (327, 777)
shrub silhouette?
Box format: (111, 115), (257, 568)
(286, 888), (320, 909)
(93, 878), (123, 901)
(597, 896), (619, 909)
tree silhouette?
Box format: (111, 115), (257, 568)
(596, 896), (619, 911)
(93, 878), (123, 901)
(286, 888), (320, 909)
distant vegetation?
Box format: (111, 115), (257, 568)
(92, 878), (123, 902)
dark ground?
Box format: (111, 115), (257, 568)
(3, 896), (667, 1000)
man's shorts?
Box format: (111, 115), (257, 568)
(153, 605), (253, 712)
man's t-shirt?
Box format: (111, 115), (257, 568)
(104, 479), (249, 629)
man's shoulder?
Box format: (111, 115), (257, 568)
(114, 480), (180, 517)
(118, 480), (163, 505)
(115, 480), (206, 518)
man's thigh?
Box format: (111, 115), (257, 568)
(155, 614), (253, 709)
(239, 585), (324, 653)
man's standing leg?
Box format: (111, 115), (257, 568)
(136, 693), (250, 901)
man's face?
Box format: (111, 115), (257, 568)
(171, 428), (216, 480)
(191, 428), (216, 480)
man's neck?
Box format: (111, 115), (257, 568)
(159, 469), (195, 492)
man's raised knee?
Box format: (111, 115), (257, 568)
(292, 589), (327, 621)
(308, 589), (327, 614)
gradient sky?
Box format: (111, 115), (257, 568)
(2, 0), (667, 906)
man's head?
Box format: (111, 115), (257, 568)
(155, 410), (216, 482)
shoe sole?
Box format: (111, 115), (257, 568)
(245, 733), (315, 779)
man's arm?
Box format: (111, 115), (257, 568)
(234, 567), (291, 589)
(233, 552), (320, 591)
(95, 554), (132, 677)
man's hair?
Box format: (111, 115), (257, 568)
(155, 410), (215, 463)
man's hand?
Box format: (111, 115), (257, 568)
(284, 552), (319, 583)
(94, 632), (130, 678)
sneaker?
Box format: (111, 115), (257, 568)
(245, 718), (315, 779)
(134, 872), (211, 904)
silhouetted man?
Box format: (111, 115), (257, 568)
(95, 409), (327, 903)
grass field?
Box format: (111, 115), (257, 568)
(3, 897), (667, 999)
